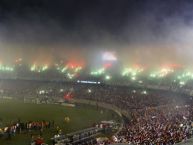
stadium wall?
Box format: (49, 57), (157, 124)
(71, 98), (125, 135)
(71, 98), (129, 118)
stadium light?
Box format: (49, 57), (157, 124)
(131, 76), (136, 81)
(141, 90), (147, 95)
(87, 89), (92, 93)
(105, 75), (111, 80)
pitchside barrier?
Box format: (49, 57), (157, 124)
(71, 98), (130, 119)
(71, 98), (125, 137)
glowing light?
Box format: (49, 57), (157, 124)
(122, 67), (143, 81)
(0, 64), (14, 72)
(179, 81), (185, 85)
(75, 66), (82, 72)
(102, 52), (117, 61)
(105, 75), (111, 80)
(30, 64), (48, 72)
(39, 90), (45, 94)
(77, 80), (100, 84)
(138, 80), (143, 84)
(67, 73), (74, 79)
(131, 76), (136, 81)
(176, 70), (193, 83)
(30, 64), (36, 71)
(149, 68), (174, 78)
(90, 68), (105, 76)
(88, 89), (92, 93)
(42, 65), (48, 71)
(141, 90), (147, 95)
(61, 66), (68, 73)
(103, 62), (112, 69)
(132, 90), (136, 93)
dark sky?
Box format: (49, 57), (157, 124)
(0, 0), (193, 67)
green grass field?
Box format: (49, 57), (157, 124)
(0, 99), (121, 145)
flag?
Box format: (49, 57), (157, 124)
(64, 92), (73, 101)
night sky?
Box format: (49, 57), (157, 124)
(0, 0), (193, 67)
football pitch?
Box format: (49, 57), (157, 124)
(0, 99), (121, 145)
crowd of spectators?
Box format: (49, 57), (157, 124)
(110, 105), (193, 144)
(0, 120), (52, 138)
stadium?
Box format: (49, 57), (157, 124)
(1, 0), (193, 145)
